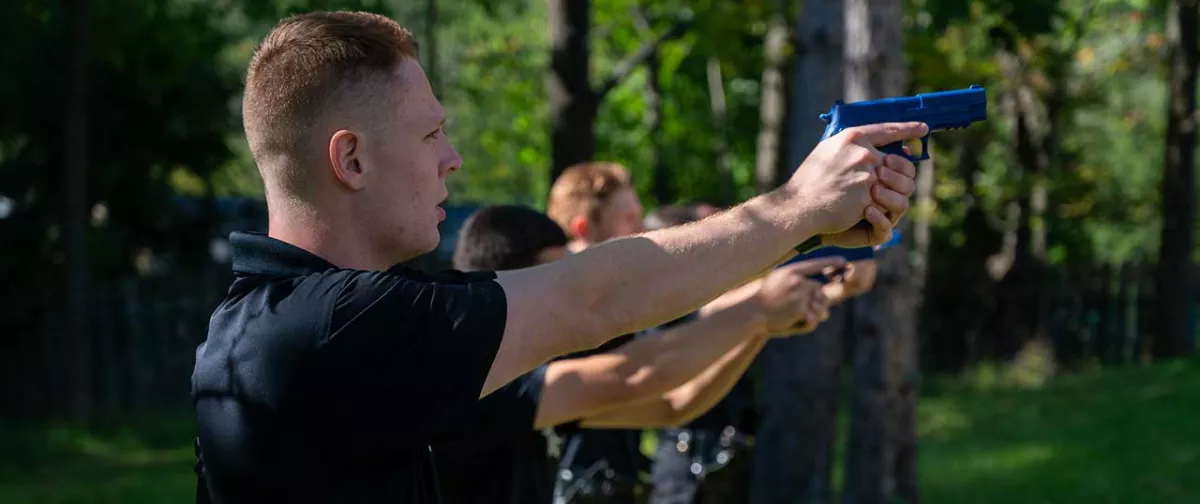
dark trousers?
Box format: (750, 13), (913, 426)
(649, 428), (754, 504)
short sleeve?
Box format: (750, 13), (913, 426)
(308, 267), (508, 451)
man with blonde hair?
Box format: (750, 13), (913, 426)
(191, 10), (925, 503)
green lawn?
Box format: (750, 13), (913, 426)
(917, 358), (1200, 504)
(2, 359), (1197, 503)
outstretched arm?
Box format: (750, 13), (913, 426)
(579, 333), (769, 429)
(483, 123), (925, 396)
(531, 299), (767, 429)
(530, 258), (838, 429)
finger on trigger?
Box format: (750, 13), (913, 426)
(857, 122), (929, 148)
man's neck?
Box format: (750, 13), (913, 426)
(266, 202), (392, 271)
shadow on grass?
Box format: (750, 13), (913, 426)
(917, 359), (1200, 504)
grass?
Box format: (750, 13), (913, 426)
(2, 359), (1197, 503)
(916, 358), (1200, 504)
(0, 410), (196, 504)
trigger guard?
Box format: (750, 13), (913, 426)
(881, 137), (928, 164)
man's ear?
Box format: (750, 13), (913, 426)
(329, 129), (366, 191)
(568, 215), (589, 241)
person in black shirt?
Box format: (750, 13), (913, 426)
(434, 205), (843, 504)
(192, 10), (925, 503)
(538, 166), (863, 503)
(643, 205), (882, 504)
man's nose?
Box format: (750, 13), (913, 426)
(441, 144), (463, 175)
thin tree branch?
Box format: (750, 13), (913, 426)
(595, 17), (691, 100)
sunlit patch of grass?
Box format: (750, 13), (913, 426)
(918, 358), (1200, 504)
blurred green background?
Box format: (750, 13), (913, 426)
(1, 0), (1198, 502)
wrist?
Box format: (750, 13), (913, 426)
(725, 296), (770, 339)
(754, 186), (826, 245)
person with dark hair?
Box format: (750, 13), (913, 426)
(191, 9), (923, 503)
(434, 204), (844, 504)
(451, 205), (571, 272)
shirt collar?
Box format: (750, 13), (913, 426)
(229, 231), (338, 277)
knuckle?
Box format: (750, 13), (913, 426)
(855, 148), (878, 166)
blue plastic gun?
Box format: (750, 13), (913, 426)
(820, 84), (988, 163)
(794, 85), (987, 254)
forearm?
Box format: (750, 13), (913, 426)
(697, 279), (764, 318)
(533, 302), (767, 429)
(581, 335), (768, 429)
(662, 335), (768, 425)
(504, 190), (817, 352)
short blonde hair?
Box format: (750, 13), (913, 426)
(242, 11), (419, 194)
(546, 162), (634, 232)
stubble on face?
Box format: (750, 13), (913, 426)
(358, 59), (455, 263)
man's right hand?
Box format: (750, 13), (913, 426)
(751, 257), (844, 336)
(784, 122), (927, 248)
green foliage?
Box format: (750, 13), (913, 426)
(433, 0), (552, 207)
(907, 0), (1176, 264)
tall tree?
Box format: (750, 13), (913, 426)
(63, 0), (92, 424)
(635, 6), (671, 204)
(840, 0), (917, 503)
(751, 0), (847, 502)
(546, 0), (688, 183)
(425, 0), (439, 94)
(1157, 0), (1199, 359)
(705, 55), (735, 205)
(752, 1), (790, 193)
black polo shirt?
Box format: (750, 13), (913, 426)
(192, 231), (508, 503)
(431, 365), (555, 504)
(431, 333), (644, 504)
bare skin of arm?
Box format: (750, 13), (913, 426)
(531, 259), (840, 429)
(582, 265), (875, 428)
(482, 123), (924, 396)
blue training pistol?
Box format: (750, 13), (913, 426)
(794, 85), (988, 254)
(821, 84), (988, 162)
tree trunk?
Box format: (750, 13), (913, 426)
(548, 0), (597, 182)
(751, 0), (845, 502)
(425, 0), (439, 95)
(841, 0), (916, 502)
(753, 306), (849, 504)
(754, 3), (790, 193)
(706, 56), (735, 205)
(636, 8), (670, 205)
(63, 0), (92, 424)
(1157, 0), (1199, 359)
(913, 160), (934, 284)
